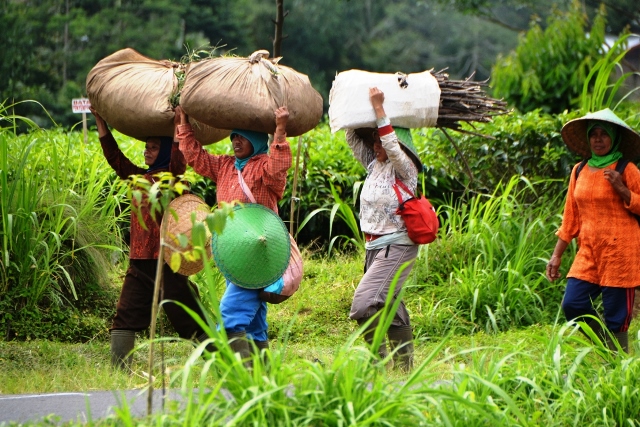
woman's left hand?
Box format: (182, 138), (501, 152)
(275, 106), (289, 127)
(604, 168), (631, 204)
(369, 87), (384, 109)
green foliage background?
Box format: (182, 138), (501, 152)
(2, 0), (640, 344)
(4, 0), (636, 128)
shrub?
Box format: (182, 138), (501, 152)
(491, 1), (606, 114)
(416, 109), (582, 197)
(0, 108), (127, 341)
(410, 176), (570, 334)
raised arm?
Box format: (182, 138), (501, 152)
(174, 106), (222, 182)
(91, 108), (143, 179)
(262, 106), (292, 195)
(369, 87), (418, 181)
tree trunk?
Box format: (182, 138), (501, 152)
(273, 0), (286, 57)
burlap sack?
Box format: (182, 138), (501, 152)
(180, 50), (323, 136)
(86, 48), (229, 144)
(328, 69), (441, 133)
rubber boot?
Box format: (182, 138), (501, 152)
(583, 318), (606, 343)
(582, 320), (628, 354)
(227, 331), (253, 369)
(110, 329), (135, 371)
(612, 331), (629, 353)
(252, 339), (269, 357)
(253, 340), (269, 352)
(388, 325), (414, 373)
(357, 317), (389, 360)
(196, 332), (218, 355)
(251, 340), (270, 366)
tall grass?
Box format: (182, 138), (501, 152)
(580, 32), (640, 113)
(3, 246), (640, 426)
(109, 282), (640, 426)
(298, 180), (364, 254)
(1, 106), (127, 339)
(411, 176), (570, 334)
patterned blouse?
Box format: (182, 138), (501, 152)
(99, 132), (186, 260)
(176, 124), (291, 213)
(557, 160), (640, 288)
(346, 128), (418, 237)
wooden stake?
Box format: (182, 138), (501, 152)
(289, 136), (302, 236)
(82, 112), (88, 144)
(147, 190), (172, 416)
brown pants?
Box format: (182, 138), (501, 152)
(111, 259), (206, 339)
(349, 244), (419, 326)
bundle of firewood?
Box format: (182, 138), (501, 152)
(431, 68), (509, 130)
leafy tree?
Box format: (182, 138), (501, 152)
(490, 2), (606, 113)
(2, 0), (521, 127)
(433, 0), (640, 34)
(359, 1), (518, 80)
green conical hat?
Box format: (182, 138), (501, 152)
(394, 127), (423, 170)
(212, 203), (291, 289)
(561, 108), (640, 160)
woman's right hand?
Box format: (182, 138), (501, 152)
(90, 107), (108, 137)
(90, 107), (103, 122)
(546, 255), (562, 281)
(174, 106), (188, 127)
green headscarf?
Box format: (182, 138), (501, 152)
(586, 120), (622, 168)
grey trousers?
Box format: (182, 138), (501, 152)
(349, 244), (419, 326)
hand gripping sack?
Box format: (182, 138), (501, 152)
(180, 50), (323, 136)
(86, 48), (229, 144)
(393, 179), (439, 244)
(259, 235), (304, 304)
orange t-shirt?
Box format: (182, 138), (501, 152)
(557, 160), (640, 288)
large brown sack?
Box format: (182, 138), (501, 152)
(180, 50), (323, 136)
(86, 48), (229, 144)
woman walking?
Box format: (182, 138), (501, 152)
(346, 87), (423, 372)
(547, 108), (640, 352)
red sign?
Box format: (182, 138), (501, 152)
(72, 98), (91, 113)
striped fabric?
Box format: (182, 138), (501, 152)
(177, 124), (291, 213)
(99, 132), (186, 259)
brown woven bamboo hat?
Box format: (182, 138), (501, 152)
(561, 108), (640, 160)
(163, 194), (212, 276)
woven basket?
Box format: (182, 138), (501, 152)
(163, 194), (212, 276)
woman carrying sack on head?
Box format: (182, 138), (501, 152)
(345, 87), (423, 372)
(547, 108), (640, 353)
(91, 108), (208, 372)
(174, 105), (292, 364)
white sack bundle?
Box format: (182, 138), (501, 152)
(86, 48), (229, 144)
(180, 50), (323, 136)
(328, 69), (441, 133)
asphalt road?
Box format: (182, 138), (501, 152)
(0, 389), (186, 425)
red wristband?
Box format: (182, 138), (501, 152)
(378, 124), (393, 136)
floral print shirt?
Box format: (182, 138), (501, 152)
(346, 128), (418, 237)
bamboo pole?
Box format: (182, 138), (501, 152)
(289, 136), (302, 236)
(147, 194), (172, 416)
